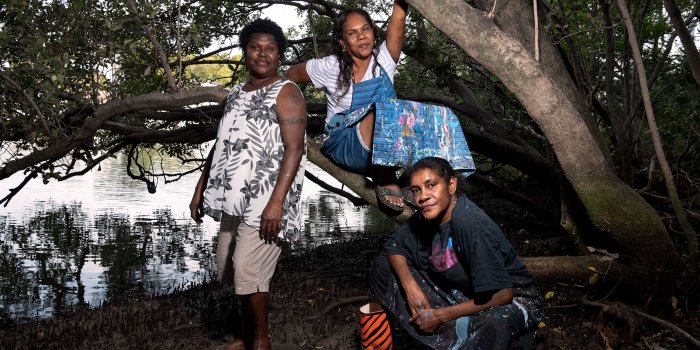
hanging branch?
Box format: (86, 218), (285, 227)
(0, 167), (43, 207)
(533, 0), (539, 62)
(307, 7), (319, 58)
(126, 0), (179, 92)
(126, 145), (158, 193)
(616, 0), (698, 271)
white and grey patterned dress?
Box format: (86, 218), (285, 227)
(203, 79), (306, 242)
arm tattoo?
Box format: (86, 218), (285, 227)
(278, 117), (307, 125)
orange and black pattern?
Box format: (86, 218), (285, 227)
(359, 311), (393, 350)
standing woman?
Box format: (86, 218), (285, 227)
(370, 157), (543, 349)
(190, 19), (307, 350)
(287, 1), (475, 213)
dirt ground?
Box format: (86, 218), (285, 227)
(1, 233), (698, 350)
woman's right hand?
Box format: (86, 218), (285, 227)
(189, 191), (204, 223)
(404, 281), (430, 317)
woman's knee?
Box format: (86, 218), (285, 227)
(470, 310), (521, 346)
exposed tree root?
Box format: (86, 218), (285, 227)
(583, 299), (700, 348)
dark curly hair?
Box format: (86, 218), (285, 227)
(239, 18), (288, 59)
(332, 8), (380, 95)
(408, 157), (470, 194)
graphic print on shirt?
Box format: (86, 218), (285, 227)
(429, 236), (460, 272)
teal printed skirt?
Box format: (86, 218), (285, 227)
(372, 99), (476, 174)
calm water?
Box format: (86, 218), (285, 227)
(0, 154), (395, 327)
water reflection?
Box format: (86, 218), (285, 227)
(0, 156), (395, 328)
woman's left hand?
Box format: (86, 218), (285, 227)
(260, 200), (283, 244)
(410, 307), (444, 334)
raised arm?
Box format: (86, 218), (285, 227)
(258, 83), (308, 243)
(285, 62), (312, 84)
(385, 0), (408, 62)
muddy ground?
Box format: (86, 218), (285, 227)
(1, 232), (698, 350)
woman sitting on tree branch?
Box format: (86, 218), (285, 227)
(287, 1), (475, 214)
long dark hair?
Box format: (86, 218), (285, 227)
(408, 157), (470, 194)
(332, 8), (380, 95)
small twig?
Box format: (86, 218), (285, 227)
(593, 278), (623, 302)
(638, 155), (657, 193)
(640, 335), (652, 350)
(176, 0), (183, 85)
(545, 303), (580, 309)
(488, 0), (497, 18)
(533, 0), (539, 62)
(0, 71), (52, 136)
(126, 0), (179, 91)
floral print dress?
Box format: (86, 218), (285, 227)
(203, 79), (306, 242)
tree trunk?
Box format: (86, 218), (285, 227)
(405, 0), (691, 295)
(664, 0), (700, 88)
(618, 0), (698, 270)
(601, 0), (636, 185)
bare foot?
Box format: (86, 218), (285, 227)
(217, 339), (244, 350)
(253, 336), (272, 350)
(376, 184), (405, 211)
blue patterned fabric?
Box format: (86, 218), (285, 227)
(372, 99), (476, 174)
(322, 66), (476, 175)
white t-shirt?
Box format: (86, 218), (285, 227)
(306, 41), (398, 122)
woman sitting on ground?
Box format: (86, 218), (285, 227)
(369, 157), (544, 349)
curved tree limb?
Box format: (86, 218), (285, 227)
(0, 87), (227, 181)
(306, 139), (413, 222)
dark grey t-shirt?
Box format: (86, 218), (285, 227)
(382, 195), (533, 296)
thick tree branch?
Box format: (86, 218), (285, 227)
(306, 139), (413, 222)
(0, 87), (227, 181)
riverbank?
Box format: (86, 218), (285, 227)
(2, 234), (698, 349)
